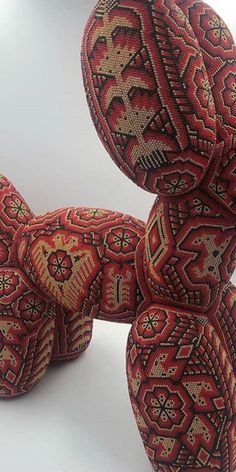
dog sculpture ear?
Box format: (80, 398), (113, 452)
(175, 0), (236, 214)
(175, 0), (236, 138)
(82, 0), (217, 196)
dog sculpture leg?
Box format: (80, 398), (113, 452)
(127, 305), (236, 471)
(0, 176), (56, 397)
(217, 283), (236, 373)
(0, 267), (55, 398)
(52, 306), (93, 361)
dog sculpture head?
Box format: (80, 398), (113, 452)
(81, 0), (236, 210)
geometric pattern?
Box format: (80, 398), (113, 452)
(217, 283), (236, 373)
(82, 0), (217, 195)
(16, 207), (145, 323)
(175, 0), (236, 138)
(0, 175), (146, 391)
(127, 306), (236, 471)
(52, 307), (93, 361)
(0, 267), (55, 397)
(0, 177), (53, 397)
(144, 189), (236, 316)
(0, 0), (236, 470)
(82, 0), (236, 470)
(175, 0), (236, 214)
(0, 174), (34, 267)
(0, 177), (57, 397)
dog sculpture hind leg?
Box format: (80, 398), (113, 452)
(0, 175), (56, 397)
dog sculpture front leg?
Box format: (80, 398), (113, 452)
(127, 304), (236, 471)
(0, 267), (55, 398)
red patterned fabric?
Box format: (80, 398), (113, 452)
(81, 0), (236, 470)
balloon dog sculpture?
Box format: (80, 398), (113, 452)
(0, 0), (236, 470)
(82, 0), (236, 470)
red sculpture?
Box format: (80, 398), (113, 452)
(0, 0), (235, 470)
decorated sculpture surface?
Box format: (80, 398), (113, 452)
(0, 176), (144, 394)
(0, 0), (235, 471)
(81, 0), (236, 470)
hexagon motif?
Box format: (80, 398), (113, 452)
(140, 379), (193, 436)
(133, 308), (174, 346)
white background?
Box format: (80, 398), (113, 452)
(0, 1), (235, 471)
